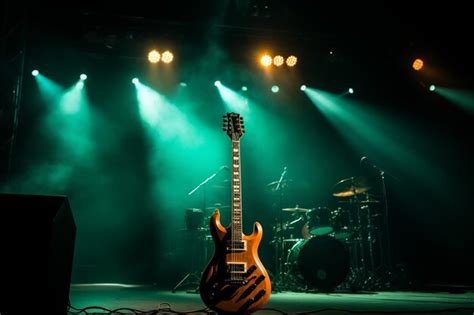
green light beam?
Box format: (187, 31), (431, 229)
(435, 87), (474, 114)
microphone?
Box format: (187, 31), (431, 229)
(360, 156), (382, 172)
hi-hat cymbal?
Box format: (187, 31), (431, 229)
(282, 207), (310, 212)
(332, 176), (371, 197)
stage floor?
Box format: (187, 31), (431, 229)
(69, 283), (474, 314)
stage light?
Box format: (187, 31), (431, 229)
(429, 85), (436, 91)
(271, 85), (279, 93)
(80, 74), (87, 81)
(161, 51), (174, 64)
(412, 58), (424, 71)
(132, 78), (139, 84)
(273, 55), (284, 67)
(348, 88), (354, 94)
(214, 80), (221, 87)
(76, 81), (84, 90)
(32, 69), (39, 76)
(148, 50), (160, 63)
(286, 55), (297, 67)
(260, 54), (272, 67)
(241, 86), (248, 91)
(300, 85), (307, 91)
(179, 82), (187, 87)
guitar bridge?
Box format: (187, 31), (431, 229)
(227, 262), (247, 273)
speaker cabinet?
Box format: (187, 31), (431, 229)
(0, 193), (76, 315)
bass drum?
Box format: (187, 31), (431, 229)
(286, 235), (350, 291)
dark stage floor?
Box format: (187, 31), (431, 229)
(69, 283), (474, 314)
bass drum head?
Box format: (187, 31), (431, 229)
(289, 235), (350, 291)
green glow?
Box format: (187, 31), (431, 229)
(429, 85), (436, 91)
(214, 80), (221, 87)
(32, 69), (39, 76)
(215, 82), (250, 114)
(179, 82), (187, 87)
(435, 87), (474, 113)
(300, 85), (307, 91)
(34, 73), (64, 106)
(80, 74), (87, 81)
(132, 78), (139, 84)
(271, 85), (279, 93)
(348, 88), (354, 94)
(134, 81), (201, 145)
(241, 86), (248, 91)
(303, 87), (446, 193)
(61, 81), (87, 114)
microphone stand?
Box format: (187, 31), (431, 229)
(188, 166), (227, 211)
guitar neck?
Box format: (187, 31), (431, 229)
(231, 140), (243, 240)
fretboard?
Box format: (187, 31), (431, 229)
(231, 140), (243, 241)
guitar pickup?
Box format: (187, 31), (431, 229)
(227, 262), (247, 273)
(226, 240), (247, 251)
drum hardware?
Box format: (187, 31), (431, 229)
(306, 206), (333, 236)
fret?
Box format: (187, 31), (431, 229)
(231, 139), (243, 241)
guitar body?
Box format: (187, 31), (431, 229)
(200, 209), (272, 314)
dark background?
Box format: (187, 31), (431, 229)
(1, 1), (473, 288)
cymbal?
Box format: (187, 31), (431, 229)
(332, 176), (371, 197)
(337, 199), (380, 204)
(266, 179), (293, 191)
(205, 205), (230, 210)
(282, 207), (310, 212)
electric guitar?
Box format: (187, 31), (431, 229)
(199, 113), (271, 314)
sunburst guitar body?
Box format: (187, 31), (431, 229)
(199, 113), (271, 314)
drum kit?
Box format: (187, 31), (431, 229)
(271, 176), (389, 292)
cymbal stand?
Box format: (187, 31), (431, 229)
(173, 166), (227, 293)
(272, 167), (289, 291)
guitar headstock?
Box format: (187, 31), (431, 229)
(222, 112), (245, 140)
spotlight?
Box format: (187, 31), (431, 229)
(412, 58), (424, 71)
(214, 80), (221, 87)
(286, 55), (297, 67)
(273, 55), (284, 67)
(271, 85), (279, 93)
(241, 86), (248, 91)
(80, 74), (87, 81)
(179, 82), (187, 87)
(161, 51), (174, 64)
(429, 84), (436, 91)
(148, 50), (161, 63)
(260, 54), (272, 67)
(132, 78), (139, 84)
(300, 85), (306, 91)
(76, 81), (84, 90)
(348, 88), (354, 94)
(31, 69), (39, 76)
